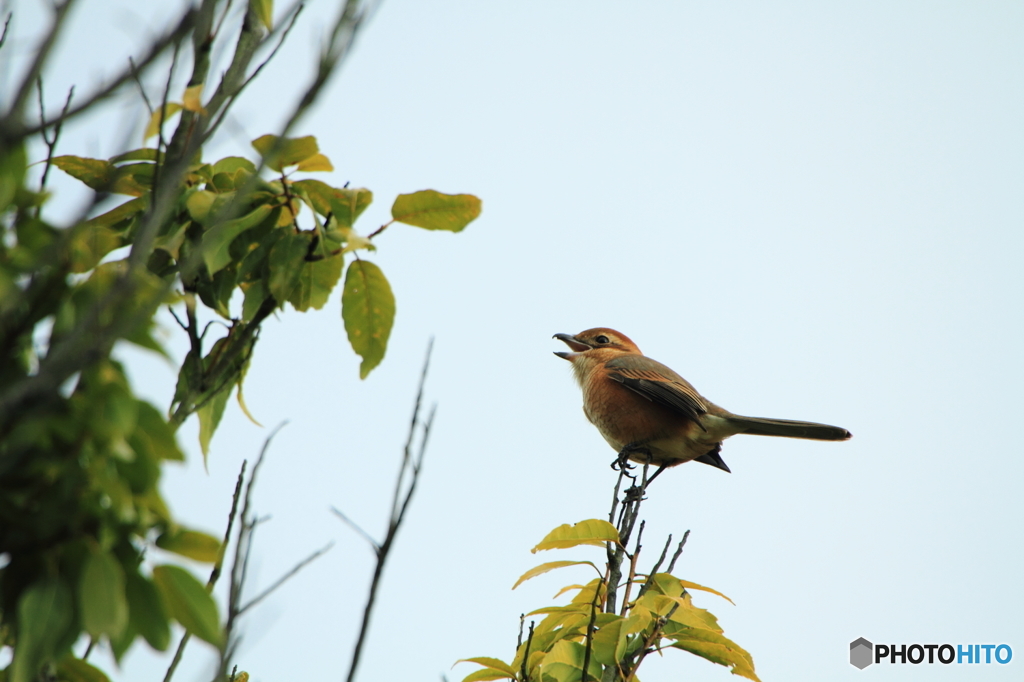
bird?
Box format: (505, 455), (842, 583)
(553, 328), (850, 478)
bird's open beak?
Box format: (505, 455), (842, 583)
(553, 333), (592, 360)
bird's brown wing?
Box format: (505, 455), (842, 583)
(605, 357), (708, 425)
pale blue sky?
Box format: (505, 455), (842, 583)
(5, 1), (1023, 681)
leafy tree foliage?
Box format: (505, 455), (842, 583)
(0, 2), (478, 681)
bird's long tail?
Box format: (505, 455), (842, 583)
(726, 415), (851, 441)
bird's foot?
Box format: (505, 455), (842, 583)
(611, 442), (650, 473)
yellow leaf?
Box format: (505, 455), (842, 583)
(512, 561), (597, 590)
(296, 152), (334, 172)
(183, 84), (206, 114)
(679, 579), (735, 605)
(144, 103), (183, 141)
(453, 658), (517, 678)
(531, 519), (620, 553)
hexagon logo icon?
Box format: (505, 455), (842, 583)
(850, 637), (873, 669)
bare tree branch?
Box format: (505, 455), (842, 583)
(342, 340), (435, 682)
(3, 0), (76, 123)
(2, 8), (196, 140)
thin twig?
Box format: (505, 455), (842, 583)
(34, 79), (74, 218)
(204, 2), (304, 141)
(666, 530), (689, 574)
(580, 580), (603, 682)
(4, 0), (76, 121)
(343, 340), (435, 682)
(128, 57), (155, 114)
(163, 461), (248, 682)
(635, 534), (672, 603)
(3, 7), (195, 138)
(618, 520), (644, 616)
(331, 506), (380, 553)
(0, 12), (12, 52)
(237, 541), (334, 615)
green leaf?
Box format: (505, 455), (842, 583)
(51, 155), (114, 191)
(79, 551), (129, 638)
(391, 189), (481, 232)
(531, 519), (621, 553)
(110, 148), (160, 164)
(291, 179), (372, 227)
(288, 252), (344, 312)
(341, 259), (395, 379)
(250, 0), (273, 29)
(201, 204), (274, 274)
(186, 190), (217, 224)
(296, 152), (333, 172)
(11, 579), (74, 682)
(153, 221), (188, 260)
(268, 232), (311, 304)
(241, 279), (268, 322)
(251, 134), (319, 172)
(197, 383), (232, 462)
(55, 655), (112, 682)
(669, 628), (760, 682)
(156, 529), (222, 563)
(459, 670), (515, 682)
(83, 196), (147, 228)
(213, 156), (257, 176)
(679, 578), (735, 605)
(124, 572), (171, 651)
(130, 401), (184, 464)
(512, 561), (598, 590)
(539, 640), (601, 682)
(68, 223), (123, 273)
(152, 565), (222, 646)
(455, 659), (517, 678)
(591, 615), (629, 666)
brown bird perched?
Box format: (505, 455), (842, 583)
(554, 328), (851, 478)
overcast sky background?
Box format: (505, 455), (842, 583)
(4, 1), (1023, 681)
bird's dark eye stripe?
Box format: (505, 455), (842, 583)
(596, 335), (610, 344)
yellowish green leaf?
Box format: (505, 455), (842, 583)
(391, 189), (481, 232)
(144, 103), (183, 141)
(68, 224), (123, 273)
(79, 551), (128, 638)
(679, 578), (735, 605)
(341, 259), (395, 379)
(197, 383), (232, 463)
(512, 561), (597, 590)
(55, 655), (111, 682)
(201, 204), (274, 274)
(51, 155), (113, 190)
(289, 252), (344, 312)
(251, 134), (319, 171)
(454, 658), (517, 678)
(156, 529), (221, 563)
(84, 196), (147, 228)
(152, 565), (222, 646)
(296, 152), (333, 172)
(124, 572), (171, 651)
(669, 628), (760, 682)
(12, 580), (74, 682)
(531, 519), (620, 553)
(268, 233), (311, 303)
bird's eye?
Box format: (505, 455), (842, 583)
(595, 335), (610, 344)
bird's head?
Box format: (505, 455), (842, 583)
(552, 328), (641, 360)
